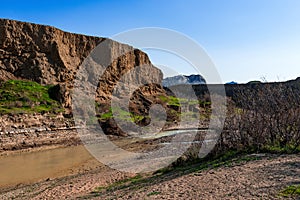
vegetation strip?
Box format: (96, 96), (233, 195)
(0, 80), (63, 114)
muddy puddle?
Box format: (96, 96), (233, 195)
(0, 145), (96, 188)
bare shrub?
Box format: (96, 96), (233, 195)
(221, 82), (300, 153)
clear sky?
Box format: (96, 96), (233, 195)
(1, 0), (300, 83)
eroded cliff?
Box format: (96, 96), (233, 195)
(0, 19), (174, 139)
(0, 19), (163, 112)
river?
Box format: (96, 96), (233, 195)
(0, 145), (96, 188)
(0, 128), (209, 189)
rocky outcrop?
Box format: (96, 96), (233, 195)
(0, 19), (163, 112)
(0, 19), (103, 84)
(0, 113), (74, 132)
(0, 113), (80, 152)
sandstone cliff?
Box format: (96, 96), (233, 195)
(0, 19), (103, 84)
(0, 19), (163, 112)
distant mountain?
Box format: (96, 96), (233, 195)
(226, 81), (238, 85)
(162, 74), (206, 87)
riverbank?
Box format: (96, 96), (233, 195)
(0, 158), (134, 199)
(1, 153), (299, 199)
(0, 112), (79, 153)
(0, 109), (209, 153)
(0, 128), (209, 191)
(84, 153), (300, 200)
(0, 129), (171, 190)
(1, 124), (299, 199)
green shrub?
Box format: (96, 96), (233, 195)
(0, 80), (63, 114)
(280, 185), (300, 197)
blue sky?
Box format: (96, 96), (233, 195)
(1, 0), (300, 83)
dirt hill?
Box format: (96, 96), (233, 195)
(0, 18), (163, 112)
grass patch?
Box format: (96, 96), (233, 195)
(159, 95), (210, 107)
(0, 80), (63, 114)
(279, 185), (300, 197)
(159, 95), (181, 107)
(262, 144), (300, 154)
(92, 174), (143, 193)
(147, 191), (161, 196)
(155, 149), (263, 175)
(97, 106), (145, 123)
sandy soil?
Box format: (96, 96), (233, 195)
(0, 164), (134, 200)
(0, 153), (299, 199)
(89, 153), (300, 200)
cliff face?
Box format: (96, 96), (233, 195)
(0, 19), (103, 84)
(0, 19), (163, 111)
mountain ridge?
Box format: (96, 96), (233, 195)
(162, 74), (206, 87)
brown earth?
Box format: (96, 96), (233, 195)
(86, 153), (300, 200)
(0, 112), (78, 152)
(0, 153), (299, 199)
(0, 18), (163, 112)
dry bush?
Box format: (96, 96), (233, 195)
(220, 82), (300, 153)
